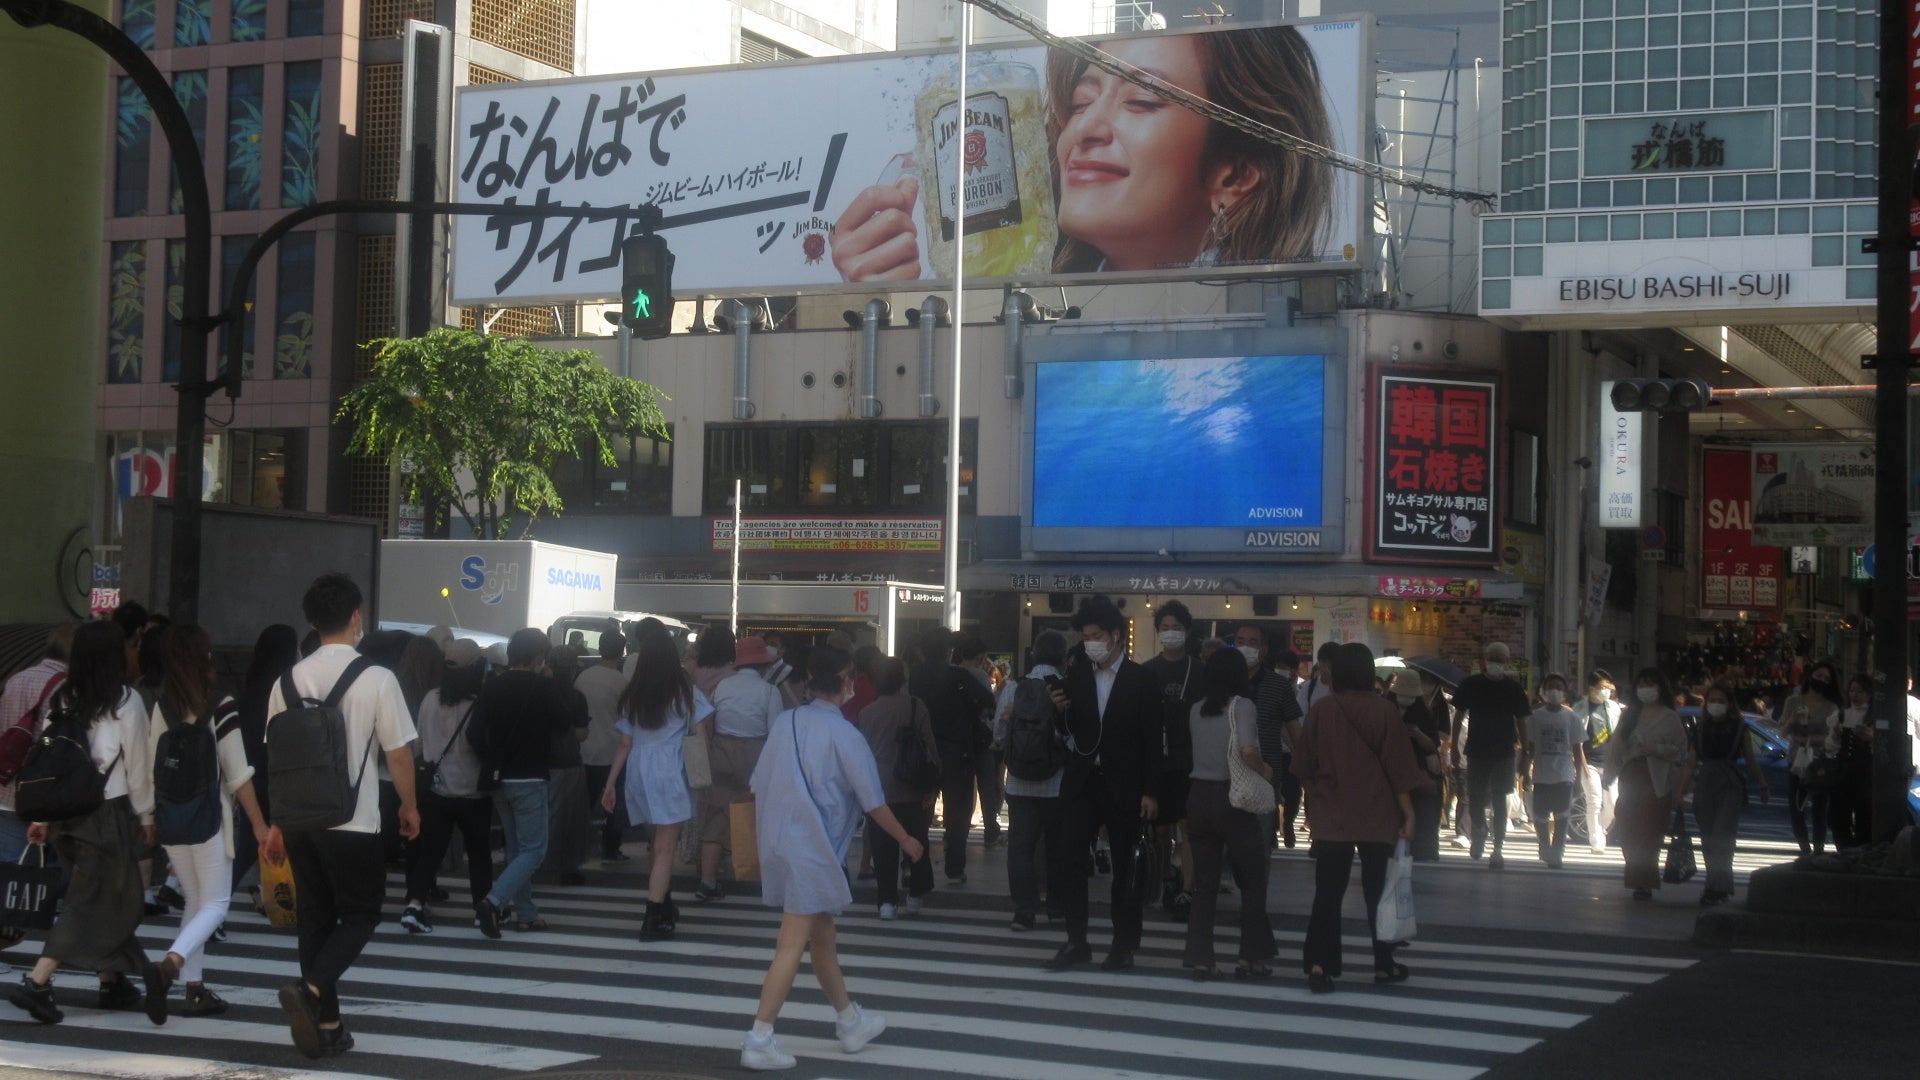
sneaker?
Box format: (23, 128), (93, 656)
(1489, 852), (1505, 870)
(878, 903), (898, 921)
(1451, 834), (1473, 850)
(476, 900), (503, 940)
(98, 976), (141, 1011)
(741, 1032), (797, 1071)
(902, 896), (922, 916)
(835, 1004), (886, 1054)
(1009, 912), (1035, 932)
(211, 923), (227, 943)
(277, 980), (324, 1060)
(602, 849), (631, 863)
(400, 905), (433, 935)
(141, 961), (171, 1025)
(319, 1022), (355, 1057)
(154, 884), (186, 911)
(693, 881), (727, 903)
(1589, 846), (1608, 855)
(8, 975), (61, 1024)
(945, 874), (967, 887)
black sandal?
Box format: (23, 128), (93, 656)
(1190, 965), (1226, 982)
(1306, 970), (1337, 994)
(1373, 962), (1411, 984)
(1235, 963), (1273, 981)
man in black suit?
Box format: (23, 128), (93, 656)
(1043, 596), (1164, 972)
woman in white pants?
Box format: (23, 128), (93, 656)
(149, 626), (270, 1017)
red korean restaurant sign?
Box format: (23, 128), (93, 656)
(1700, 446), (1781, 613)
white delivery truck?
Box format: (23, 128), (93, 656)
(378, 539), (620, 640)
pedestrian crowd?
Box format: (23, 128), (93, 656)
(4, 579), (1916, 1072)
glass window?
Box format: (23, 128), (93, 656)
(1777, 207), (1810, 233)
(888, 422), (977, 514)
(1748, 75), (1778, 106)
(1648, 16), (1678, 45)
(1551, 86), (1580, 115)
(796, 425), (881, 509)
(1647, 81), (1677, 112)
(1747, 43), (1778, 74)
(1552, 22), (1579, 50)
(1484, 248), (1511, 277)
(1780, 139), (1810, 169)
(107, 240), (145, 384)
(1616, 51), (1646, 81)
(706, 427), (792, 510)
(231, 0), (266, 42)
(173, 0), (210, 46)
(1677, 176), (1711, 203)
(1483, 218), (1512, 245)
(1583, 21), (1612, 49)
(1551, 151), (1578, 180)
(1713, 12), (1742, 38)
(1514, 246), (1544, 275)
(1615, 83), (1645, 113)
(1550, 182), (1578, 209)
(1616, 19), (1646, 48)
(1578, 215), (1609, 241)
(1779, 173), (1809, 199)
(588, 427), (674, 513)
(225, 66), (264, 210)
(1643, 212), (1675, 239)
(273, 231), (315, 379)
(1583, 0), (1612, 17)
(1680, 47), (1711, 78)
(1713, 45), (1742, 75)
(1680, 79), (1710, 110)
(1710, 209), (1741, 236)
(1517, 217), (1545, 243)
(221, 235), (259, 379)
(1746, 174), (1776, 201)
(1648, 48), (1677, 78)
(226, 431), (293, 509)
(1580, 182), (1611, 208)
(1744, 209), (1775, 235)
(281, 61), (323, 207)
(288, 0), (325, 37)
(1644, 177), (1676, 204)
(113, 76), (151, 217)
(1612, 179), (1644, 206)
(1712, 78), (1743, 108)
(168, 71), (207, 215)
(120, 0), (154, 48)
(1582, 53), (1611, 82)
(1675, 211), (1708, 238)
(1680, 14), (1710, 41)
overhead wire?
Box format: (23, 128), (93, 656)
(957, 0), (1496, 205)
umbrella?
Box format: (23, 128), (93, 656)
(1402, 655), (1466, 688)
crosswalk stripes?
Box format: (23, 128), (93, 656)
(0, 871), (1697, 1080)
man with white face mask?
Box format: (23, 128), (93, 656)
(1142, 601), (1203, 913)
(1573, 670), (1621, 854)
(1449, 642), (1532, 868)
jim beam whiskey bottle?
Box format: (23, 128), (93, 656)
(915, 60), (1057, 279)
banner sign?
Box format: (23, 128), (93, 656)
(712, 517), (942, 552)
(1582, 111), (1774, 178)
(1700, 447), (1781, 612)
(1366, 367), (1501, 565)
(1598, 381), (1642, 529)
(1377, 576), (1482, 599)
(451, 20), (1368, 302)
(1750, 444), (1875, 546)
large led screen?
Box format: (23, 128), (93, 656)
(1032, 355), (1326, 529)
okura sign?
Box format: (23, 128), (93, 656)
(1366, 367), (1501, 566)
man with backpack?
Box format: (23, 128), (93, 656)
(995, 630), (1070, 931)
(909, 627), (997, 886)
(262, 573), (418, 1059)
(1, 624), (75, 866)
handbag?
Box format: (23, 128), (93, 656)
(1375, 838), (1418, 943)
(260, 849), (299, 929)
(1662, 806), (1698, 884)
(0, 845), (61, 933)
(1800, 754), (1836, 791)
(1225, 700), (1277, 815)
(682, 732), (713, 790)
(730, 797), (760, 881)
(417, 701), (476, 798)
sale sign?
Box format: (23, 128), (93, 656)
(1701, 446), (1781, 613)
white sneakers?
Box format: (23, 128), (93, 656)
(740, 1033), (796, 1071)
(878, 903), (898, 920)
(836, 1004), (886, 1053)
(902, 897), (922, 916)
(740, 1005), (888, 1071)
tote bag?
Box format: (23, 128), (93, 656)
(0, 845), (60, 933)
(1375, 838), (1418, 943)
(1225, 702), (1277, 815)
(729, 797), (760, 881)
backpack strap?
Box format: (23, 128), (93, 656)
(13, 674), (66, 733)
(326, 657), (376, 708)
(278, 669), (306, 713)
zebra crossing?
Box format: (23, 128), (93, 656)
(0, 871), (1698, 1080)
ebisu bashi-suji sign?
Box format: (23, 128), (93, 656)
(1366, 367), (1501, 566)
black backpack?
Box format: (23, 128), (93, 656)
(893, 700), (940, 790)
(1004, 677), (1067, 782)
(13, 689), (120, 823)
(268, 658), (378, 833)
(153, 701), (223, 846)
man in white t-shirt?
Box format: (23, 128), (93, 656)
(575, 624), (631, 861)
(263, 574), (417, 1060)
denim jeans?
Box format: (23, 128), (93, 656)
(1005, 793), (1064, 918)
(488, 780), (549, 920)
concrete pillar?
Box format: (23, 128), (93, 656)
(1632, 352), (1661, 666)
(0, 2), (111, 621)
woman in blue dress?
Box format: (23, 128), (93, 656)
(740, 645), (925, 1072)
(602, 625), (713, 942)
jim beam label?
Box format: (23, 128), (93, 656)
(932, 91), (1022, 240)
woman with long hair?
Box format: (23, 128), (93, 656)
(602, 625), (713, 941)
(400, 639), (493, 933)
(6, 621), (168, 1027)
(740, 646), (924, 1071)
(1182, 646), (1276, 980)
(1606, 668), (1693, 900)
(1289, 642), (1423, 993)
(146, 625), (270, 1016)
(1829, 674), (1874, 847)
(1780, 662), (1840, 854)
(230, 624), (299, 900)
(1046, 26), (1335, 272)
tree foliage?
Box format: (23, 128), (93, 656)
(339, 328), (667, 539)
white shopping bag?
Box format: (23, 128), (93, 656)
(1375, 838), (1417, 943)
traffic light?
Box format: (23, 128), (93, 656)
(1610, 377), (1714, 412)
(619, 233), (674, 340)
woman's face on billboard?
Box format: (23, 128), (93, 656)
(1056, 37), (1220, 271)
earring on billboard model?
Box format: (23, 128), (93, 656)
(1200, 202), (1231, 257)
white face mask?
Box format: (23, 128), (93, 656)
(1544, 689), (1565, 705)
(766, 646), (782, 660)
(1157, 629), (1187, 651)
(1394, 693), (1418, 706)
(1594, 687), (1613, 703)
(1635, 686), (1659, 704)
(1706, 702), (1730, 718)
(1082, 640), (1111, 664)
(1484, 662), (1506, 678)
(1237, 645), (1261, 668)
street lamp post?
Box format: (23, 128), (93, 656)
(942, 5), (970, 632)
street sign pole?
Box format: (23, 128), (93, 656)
(1870, 0), (1914, 839)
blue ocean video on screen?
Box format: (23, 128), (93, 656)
(1033, 355), (1325, 528)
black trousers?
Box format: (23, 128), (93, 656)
(1827, 771), (1872, 848)
(940, 754), (978, 878)
(1303, 840), (1396, 978)
(1058, 769), (1145, 950)
(975, 749), (1005, 842)
(284, 829), (385, 1024)
(1183, 780), (1274, 968)
(1006, 793), (1065, 918)
(583, 764), (627, 858)
(869, 801), (935, 907)
(1788, 773), (1828, 852)
(407, 790), (493, 907)
(1466, 756), (1516, 848)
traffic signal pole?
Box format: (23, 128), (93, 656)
(1871, 0), (1913, 840)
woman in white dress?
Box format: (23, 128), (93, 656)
(602, 625), (713, 942)
(740, 645), (925, 1072)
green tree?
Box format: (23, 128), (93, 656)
(340, 328), (667, 539)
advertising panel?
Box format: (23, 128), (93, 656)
(1366, 367), (1501, 565)
(1700, 447), (1781, 613)
(1750, 443), (1875, 546)
(1597, 382), (1643, 529)
(1022, 325), (1348, 555)
(451, 19), (1369, 302)
(711, 516), (942, 552)
(1581, 111), (1775, 178)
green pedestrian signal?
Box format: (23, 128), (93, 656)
(631, 289), (652, 320)
(619, 217), (673, 340)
